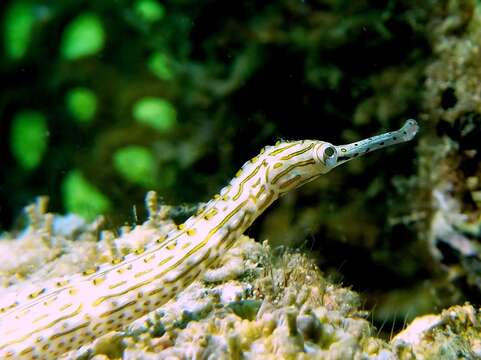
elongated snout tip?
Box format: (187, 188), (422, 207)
(401, 119), (419, 141)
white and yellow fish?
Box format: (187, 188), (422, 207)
(0, 119), (418, 359)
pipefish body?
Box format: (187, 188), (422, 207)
(0, 119), (418, 359)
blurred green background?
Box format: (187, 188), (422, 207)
(0, 0), (433, 327)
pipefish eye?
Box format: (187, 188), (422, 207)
(324, 146), (335, 158)
(322, 146), (337, 165)
(315, 143), (337, 166)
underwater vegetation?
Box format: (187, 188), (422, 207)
(1, 0), (426, 224)
(2, 0), (481, 358)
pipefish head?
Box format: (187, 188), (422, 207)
(313, 119), (419, 173)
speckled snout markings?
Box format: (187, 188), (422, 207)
(0, 120), (418, 359)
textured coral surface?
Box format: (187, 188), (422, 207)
(1, 199), (480, 359)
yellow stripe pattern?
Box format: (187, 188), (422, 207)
(0, 139), (350, 359)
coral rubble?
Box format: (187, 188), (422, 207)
(1, 195), (480, 359)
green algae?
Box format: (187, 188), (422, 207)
(62, 170), (111, 220)
(134, 0), (165, 23)
(61, 13), (105, 60)
(148, 52), (174, 80)
(66, 87), (98, 123)
(10, 111), (48, 170)
(132, 97), (177, 132)
(227, 300), (262, 321)
(113, 146), (156, 188)
(3, 1), (35, 60)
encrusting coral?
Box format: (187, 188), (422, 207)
(410, 0), (481, 305)
(1, 194), (481, 360)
